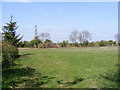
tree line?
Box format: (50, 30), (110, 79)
(1, 16), (119, 68)
(18, 29), (119, 48)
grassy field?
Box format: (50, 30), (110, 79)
(3, 46), (118, 88)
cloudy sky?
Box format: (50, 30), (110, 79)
(2, 2), (118, 42)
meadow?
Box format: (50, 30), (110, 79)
(3, 46), (118, 88)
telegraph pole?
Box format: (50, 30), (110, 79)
(35, 25), (38, 48)
(35, 25), (37, 37)
(10, 15), (13, 22)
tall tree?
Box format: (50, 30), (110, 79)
(2, 15), (22, 46)
(30, 39), (42, 48)
(69, 30), (79, 43)
(30, 25), (42, 48)
(78, 30), (91, 44)
(69, 30), (91, 44)
(34, 25), (39, 48)
(44, 39), (52, 44)
(39, 32), (50, 42)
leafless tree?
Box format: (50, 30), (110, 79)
(78, 32), (83, 43)
(78, 30), (91, 43)
(69, 30), (79, 43)
(69, 30), (91, 43)
(39, 32), (50, 42)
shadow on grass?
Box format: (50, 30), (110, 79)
(65, 77), (84, 85)
(3, 67), (35, 78)
(3, 53), (34, 68)
(2, 66), (37, 88)
(2, 53), (56, 88)
(3, 66), (57, 88)
(99, 72), (120, 88)
(56, 77), (84, 87)
(17, 53), (34, 58)
(99, 64), (120, 88)
(2, 53), (85, 88)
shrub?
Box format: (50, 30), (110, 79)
(44, 39), (52, 44)
(98, 40), (107, 46)
(89, 42), (95, 47)
(82, 40), (89, 47)
(39, 43), (58, 48)
(68, 43), (73, 47)
(74, 43), (79, 47)
(108, 40), (114, 46)
(2, 42), (18, 68)
(113, 41), (117, 46)
(30, 39), (42, 48)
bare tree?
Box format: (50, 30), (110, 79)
(78, 32), (83, 43)
(78, 30), (91, 43)
(69, 30), (79, 43)
(39, 32), (50, 42)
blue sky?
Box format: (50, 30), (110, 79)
(2, 2), (118, 42)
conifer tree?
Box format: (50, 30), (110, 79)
(2, 15), (22, 46)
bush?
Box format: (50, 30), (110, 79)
(59, 40), (69, 47)
(98, 40), (107, 46)
(39, 43), (58, 48)
(74, 43), (79, 47)
(30, 39), (42, 48)
(89, 42), (95, 47)
(82, 40), (89, 47)
(2, 42), (18, 68)
(108, 40), (114, 46)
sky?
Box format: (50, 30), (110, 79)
(1, 0), (119, 2)
(2, 2), (118, 42)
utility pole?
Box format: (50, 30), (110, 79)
(35, 25), (37, 37)
(35, 25), (38, 48)
(10, 15), (13, 22)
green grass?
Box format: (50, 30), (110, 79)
(3, 47), (118, 88)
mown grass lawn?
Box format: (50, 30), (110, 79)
(3, 46), (118, 88)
